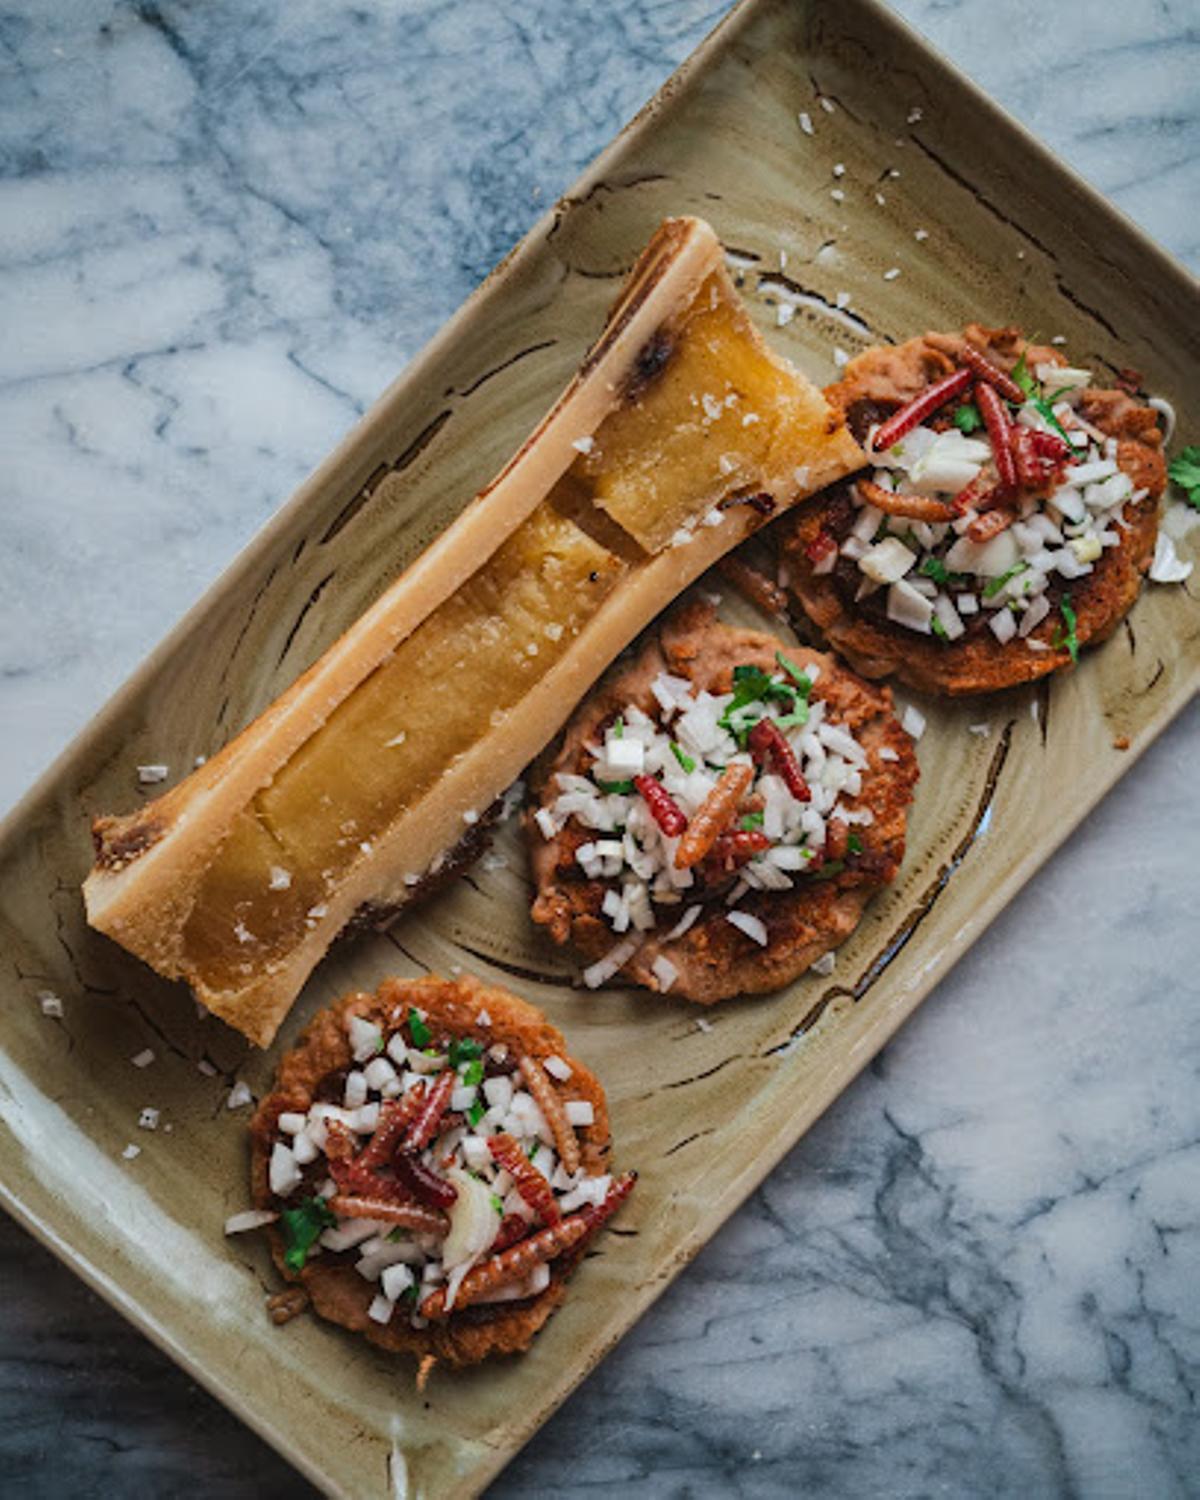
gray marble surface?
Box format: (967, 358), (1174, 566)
(2, 1), (1198, 1496)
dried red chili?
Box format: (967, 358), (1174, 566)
(633, 774), (687, 837)
(975, 382), (1017, 493)
(702, 828), (771, 876)
(869, 367), (973, 451)
(748, 718), (811, 802)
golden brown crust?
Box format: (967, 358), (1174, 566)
(527, 601), (918, 1002)
(781, 325), (1166, 696)
(250, 974), (612, 1369)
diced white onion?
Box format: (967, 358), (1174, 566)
(363, 1056), (398, 1093)
(482, 1075), (515, 1112)
(367, 1294), (395, 1325)
(381, 1262), (415, 1301)
(727, 911), (769, 946)
(901, 705), (926, 740)
(651, 955), (679, 992)
(347, 1016), (383, 1063)
(989, 609), (1017, 644)
(887, 579), (933, 633)
(1149, 532), (1193, 583)
(268, 1142), (302, 1197)
(860, 536), (917, 584)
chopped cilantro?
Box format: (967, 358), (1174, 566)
(490, 1192), (504, 1216)
(740, 812), (765, 831)
(388, 1227), (409, 1243)
(718, 665), (773, 744)
(448, 1037), (483, 1069)
(670, 742), (696, 773)
(930, 615), (948, 640)
(953, 402), (983, 434)
(280, 1196), (336, 1273)
(596, 778), (635, 795)
(407, 1008), (431, 1048)
(775, 651), (813, 696)
(815, 859), (845, 880)
(847, 833), (864, 855)
(775, 703), (810, 731)
(527, 1139), (540, 1160)
(919, 556), (967, 586)
(1033, 395), (1085, 455)
(1053, 594), (1080, 663)
(612, 715), (624, 738)
(1011, 351), (1036, 399)
(1168, 446), (1200, 510)
(1010, 349), (1083, 451)
(462, 1058), (484, 1088)
(719, 662), (811, 745)
(467, 1099), (486, 1128)
(982, 561), (1029, 599)
(730, 663), (774, 701)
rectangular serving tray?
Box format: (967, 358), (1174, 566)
(1, 1), (1196, 1496)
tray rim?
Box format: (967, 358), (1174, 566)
(1, 0), (1197, 1495)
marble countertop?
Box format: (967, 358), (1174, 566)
(2, 1), (1198, 1495)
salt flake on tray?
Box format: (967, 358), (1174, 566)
(901, 705), (926, 740)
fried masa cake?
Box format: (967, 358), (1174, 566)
(83, 216), (864, 1047)
(780, 325), (1166, 696)
(527, 601), (918, 1002)
(245, 974), (632, 1369)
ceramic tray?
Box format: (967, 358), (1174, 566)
(1, 1), (1196, 1495)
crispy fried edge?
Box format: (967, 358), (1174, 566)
(250, 974), (613, 1370)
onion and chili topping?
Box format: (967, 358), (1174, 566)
(257, 1008), (620, 1329)
(840, 343), (1149, 648)
(533, 647), (874, 977)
